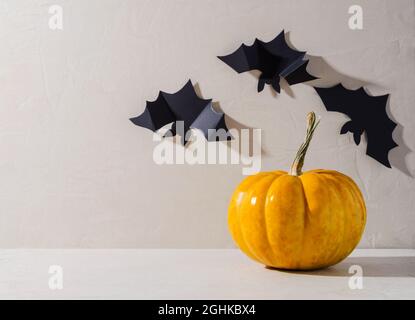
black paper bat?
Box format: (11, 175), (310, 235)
(314, 84), (398, 168)
(130, 80), (231, 144)
(218, 30), (317, 93)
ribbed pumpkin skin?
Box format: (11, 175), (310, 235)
(228, 169), (366, 270)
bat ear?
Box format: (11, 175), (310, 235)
(341, 121), (362, 145)
(340, 121), (354, 134)
(257, 78), (266, 92)
(271, 77), (281, 93)
(353, 132), (362, 145)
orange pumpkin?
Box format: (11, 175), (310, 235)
(228, 112), (366, 270)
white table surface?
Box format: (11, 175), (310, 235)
(0, 249), (414, 300)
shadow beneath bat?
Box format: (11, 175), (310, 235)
(267, 256), (415, 278)
(193, 82), (268, 159)
(214, 102), (269, 158)
(385, 98), (413, 177)
(279, 78), (295, 98)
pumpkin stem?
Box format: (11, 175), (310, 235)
(289, 112), (320, 176)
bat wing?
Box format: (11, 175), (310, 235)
(130, 92), (176, 131)
(365, 94), (398, 168)
(218, 43), (260, 73)
(264, 30), (305, 63)
(315, 84), (353, 112)
(162, 80), (211, 129)
(284, 60), (318, 86)
(315, 84), (398, 167)
(190, 102), (232, 142)
(131, 80), (232, 145)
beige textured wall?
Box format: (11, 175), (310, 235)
(0, 0), (414, 248)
